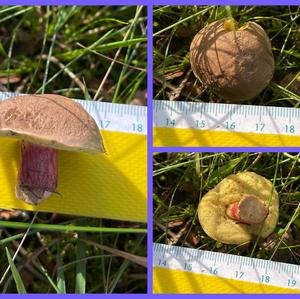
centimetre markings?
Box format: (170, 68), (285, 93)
(153, 100), (300, 136)
(153, 243), (300, 290)
(0, 92), (147, 135)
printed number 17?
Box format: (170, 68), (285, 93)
(256, 123), (265, 131)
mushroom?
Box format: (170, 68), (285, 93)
(190, 18), (275, 101)
(0, 94), (104, 205)
(198, 172), (279, 244)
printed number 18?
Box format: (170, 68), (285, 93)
(261, 275), (270, 283)
(132, 123), (143, 132)
(285, 125), (295, 134)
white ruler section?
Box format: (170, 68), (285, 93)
(0, 92), (147, 135)
(153, 100), (300, 136)
(153, 243), (300, 290)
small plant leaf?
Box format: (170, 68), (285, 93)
(56, 242), (66, 294)
(206, 155), (246, 188)
(75, 228), (87, 294)
(0, 41), (7, 57)
(5, 247), (27, 294)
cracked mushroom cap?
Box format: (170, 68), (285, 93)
(190, 18), (275, 101)
(198, 172), (279, 245)
(0, 94), (104, 153)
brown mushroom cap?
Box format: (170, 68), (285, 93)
(0, 94), (104, 153)
(190, 18), (275, 101)
(198, 172), (279, 245)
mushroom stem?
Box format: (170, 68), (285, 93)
(16, 141), (58, 205)
(226, 195), (269, 224)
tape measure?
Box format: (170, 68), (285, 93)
(0, 92), (147, 222)
(153, 100), (300, 147)
(153, 243), (300, 294)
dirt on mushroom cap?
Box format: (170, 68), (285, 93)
(0, 94), (104, 153)
(190, 18), (275, 102)
(198, 171), (279, 245)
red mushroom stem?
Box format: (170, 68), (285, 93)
(16, 141), (58, 205)
(226, 195), (269, 225)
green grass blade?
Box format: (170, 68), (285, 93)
(0, 233), (25, 245)
(0, 6), (21, 15)
(71, 17), (128, 40)
(5, 247), (27, 294)
(82, 78), (92, 100)
(56, 242), (66, 294)
(35, 28), (115, 93)
(75, 236), (87, 293)
(270, 82), (300, 101)
(0, 6), (33, 24)
(108, 234), (145, 293)
(0, 41), (7, 57)
(41, 6), (63, 93)
(0, 221), (146, 233)
(154, 7), (212, 36)
(56, 37), (147, 61)
(39, 265), (60, 293)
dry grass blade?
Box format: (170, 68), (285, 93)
(93, 5), (144, 100)
(81, 240), (147, 268)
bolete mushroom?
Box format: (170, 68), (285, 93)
(190, 18), (275, 101)
(0, 94), (104, 205)
(198, 172), (279, 244)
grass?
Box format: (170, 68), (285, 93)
(153, 6), (300, 106)
(0, 216), (147, 293)
(0, 6), (147, 103)
(153, 152), (300, 265)
(0, 6), (147, 293)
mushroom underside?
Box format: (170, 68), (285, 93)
(198, 172), (279, 244)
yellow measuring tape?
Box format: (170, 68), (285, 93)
(153, 268), (300, 294)
(154, 128), (300, 147)
(0, 94), (147, 222)
(153, 100), (300, 147)
(153, 243), (300, 294)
